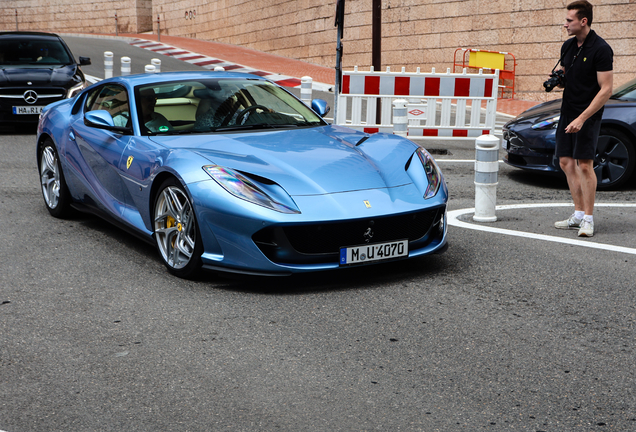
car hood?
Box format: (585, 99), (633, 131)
(513, 99), (562, 121)
(0, 64), (79, 86)
(152, 126), (417, 196)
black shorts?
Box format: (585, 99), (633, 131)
(555, 115), (602, 160)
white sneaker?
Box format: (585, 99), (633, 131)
(555, 214), (583, 230)
(578, 220), (594, 237)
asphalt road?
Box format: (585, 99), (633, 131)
(1, 36), (636, 431)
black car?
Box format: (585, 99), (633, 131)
(0, 32), (90, 126)
(503, 78), (636, 190)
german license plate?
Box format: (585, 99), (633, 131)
(340, 239), (408, 265)
(13, 106), (44, 115)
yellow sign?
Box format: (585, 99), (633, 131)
(469, 51), (505, 71)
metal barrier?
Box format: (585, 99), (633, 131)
(453, 48), (516, 99)
(337, 66), (499, 139)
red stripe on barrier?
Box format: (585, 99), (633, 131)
(454, 78), (471, 97)
(424, 78), (440, 96)
(275, 78), (303, 87)
(453, 129), (468, 137)
(484, 78), (494, 97)
(422, 129), (438, 136)
(482, 129), (491, 135)
(395, 76), (410, 95)
(342, 75), (350, 94)
(364, 128), (379, 134)
(365, 76), (380, 95)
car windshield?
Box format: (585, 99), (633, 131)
(611, 78), (636, 101)
(136, 78), (326, 135)
(0, 37), (73, 66)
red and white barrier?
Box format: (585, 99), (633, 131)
(337, 67), (499, 139)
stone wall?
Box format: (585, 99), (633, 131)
(0, 0), (152, 35)
(2, 0), (634, 101)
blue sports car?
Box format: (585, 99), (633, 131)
(37, 71), (448, 278)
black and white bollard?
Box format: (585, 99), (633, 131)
(301, 76), (312, 105)
(104, 51), (113, 78)
(121, 56), (131, 76)
(473, 134), (500, 222)
(392, 99), (408, 137)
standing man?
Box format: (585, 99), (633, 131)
(554, 0), (613, 237)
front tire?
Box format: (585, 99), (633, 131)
(153, 178), (203, 279)
(595, 128), (635, 190)
(38, 138), (73, 218)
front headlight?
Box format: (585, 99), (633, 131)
(406, 147), (442, 199)
(203, 165), (300, 214)
(416, 147), (442, 199)
(531, 115), (560, 130)
(67, 80), (85, 99)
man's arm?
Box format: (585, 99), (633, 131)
(565, 70), (613, 133)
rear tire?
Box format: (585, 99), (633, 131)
(153, 178), (203, 279)
(38, 138), (73, 218)
(595, 128), (635, 190)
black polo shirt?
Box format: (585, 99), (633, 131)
(561, 30), (613, 119)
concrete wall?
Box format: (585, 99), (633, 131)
(2, 0), (634, 101)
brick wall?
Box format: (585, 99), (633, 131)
(2, 0), (633, 101)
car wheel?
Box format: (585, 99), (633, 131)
(38, 138), (73, 218)
(595, 128), (635, 190)
(153, 178), (203, 278)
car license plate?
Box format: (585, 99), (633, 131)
(13, 106), (44, 115)
(340, 239), (408, 265)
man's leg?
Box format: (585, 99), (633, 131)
(559, 156), (584, 211)
(577, 159), (597, 215)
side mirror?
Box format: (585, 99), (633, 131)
(84, 110), (130, 133)
(79, 57), (91, 66)
(311, 99), (330, 117)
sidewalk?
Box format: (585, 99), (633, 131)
(121, 33), (539, 117)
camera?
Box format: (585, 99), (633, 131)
(543, 70), (566, 92)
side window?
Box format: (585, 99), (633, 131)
(86, 84), (131, 129)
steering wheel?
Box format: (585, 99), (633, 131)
(236, 105), (270, 125)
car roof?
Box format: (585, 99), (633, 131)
(0, 31), (61, 39)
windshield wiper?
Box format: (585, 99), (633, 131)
(211, 124), (299, 132)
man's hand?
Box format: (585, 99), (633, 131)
(565, 118), (584, 133)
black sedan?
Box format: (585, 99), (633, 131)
(0, 32), (90, 126)
(503, 78), (636, 190)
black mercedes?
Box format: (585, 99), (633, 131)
(503, 78), (636, 190)
(0, 32), (90, 127)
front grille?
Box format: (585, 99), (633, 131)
(0, 87), (66, 103)
(252, 206), (445, 265)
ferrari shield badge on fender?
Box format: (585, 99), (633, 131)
(364, 200), (371, 208)
(127, 156), (134, 169)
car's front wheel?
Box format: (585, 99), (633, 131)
(153, 178), (203, 278)
(38, 138), (73, 218)
(595, 128), (635, 190)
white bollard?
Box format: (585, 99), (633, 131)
(121, 56), (131, 75)
(144, 65), (156, 73)
(300, 76), (312, 105)
(151, 58), (161, 73)
(392, 99), (408, 137)
(473, 134), (500, 222)
(213, 66), (225, 71)
(104, 51), (113, 78)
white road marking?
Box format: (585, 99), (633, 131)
(448, 203), (636, 255)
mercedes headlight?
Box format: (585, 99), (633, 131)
(67, 80), (85, 99)
(203, 165), (300, 214)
